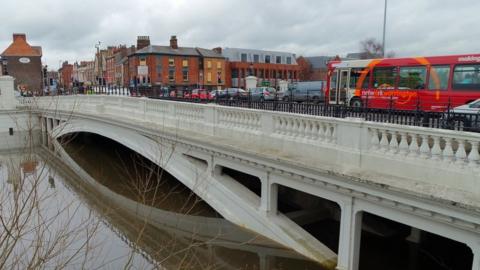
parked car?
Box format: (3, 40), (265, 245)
(190, 89), (212, 100)
(442, 99), (480, 131)
(210, 89), (223, 99)
(217, 88), (248, 100)
(249, 87), (277, 101)
(278, 81), (325, 103)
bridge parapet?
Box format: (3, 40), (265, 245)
(25, 95), (480, 207)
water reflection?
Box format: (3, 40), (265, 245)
(0, 150), (153, 269)
(54, 133), (325, 270)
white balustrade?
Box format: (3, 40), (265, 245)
(19, 96), (480, 195)
(368, 125), (480, 169)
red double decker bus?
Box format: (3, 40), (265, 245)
(326, 54), (480, 111)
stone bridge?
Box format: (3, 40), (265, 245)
(14, 94), (480, 270)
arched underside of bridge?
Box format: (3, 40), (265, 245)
(38, 111), (480, 270)
(49, 118), (338, 268)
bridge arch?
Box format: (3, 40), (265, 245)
(48, 117), (338, 268)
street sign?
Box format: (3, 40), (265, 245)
(261, 81), (270, 86)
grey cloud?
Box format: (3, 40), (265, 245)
(1, 0), (479, 68)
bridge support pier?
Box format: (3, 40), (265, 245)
(336, 198), (362, 270)
(260, 173), (278, 215)
(470, 242), (480, 270)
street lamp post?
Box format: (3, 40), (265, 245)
(382, 0), (388, 57)
(95, 41), (101, 93)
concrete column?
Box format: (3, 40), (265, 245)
(337, 198), (363, 270)
(470, 242), (480, 270)
(40, 117), (47, 146)
(260, 173), (278, 215)
(0, 76), (16, 110)
(46, 118), (53, 148)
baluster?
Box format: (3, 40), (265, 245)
(324, 123), (332, 142)
(379, 129), (389, 152)
(330, 125), (336, 143)
(278, 117), (285, 135)
(442, 137), (454, 163)
(419, 134), (431, 159)
(398, 132), (409, 155)
(455, 139), (467, 165)
(370, 128), (380, 151)
(467, 140), (479, 168)
(430, 136), (442, 161)
(389, 131), (399, 154)
(408, 134), (419, 157)
(312, 122), (320, 140)
(306, 121), (314, 140)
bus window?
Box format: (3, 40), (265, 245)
(373, 67), (397, 89)
(428, 65), (450, 90)
(452, 64), (480, 90)
(350, 68), (370, 89)
(398, 66), (426, 90)
(330, 70), (338, 90)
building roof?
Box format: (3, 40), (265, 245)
(1, 34), (42, 57)
(196, 48), (224, 58)
(304, 56), (335, 69)
(134, 45), (200, 56)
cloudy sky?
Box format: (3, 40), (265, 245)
(1, 0), (479, 69)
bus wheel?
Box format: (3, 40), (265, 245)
(283, 96), (290, 102)
(312, 96), (321, 104)
(350, 98), (363, 108)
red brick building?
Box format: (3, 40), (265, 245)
(128, 36), (225, 91)
(58, 61), (73, 89)
(1, 33), (43, 93)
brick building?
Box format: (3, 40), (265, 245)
(220, 48), (299, 89)
(58, 61), (73, 89)
(128, 36), (225, 91)
(0, 33), (43, 93)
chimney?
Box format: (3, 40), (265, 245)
(136, 36), (150, 50)
(170, 35), (178, 49)
(212, 47), (222, 54)
(13, 33), (26, 42)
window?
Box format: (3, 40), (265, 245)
(207, 61), (212, 69)
(156, 56), (162, 75)
(232, 69), (239, 78)
(217, 61), (221, 69)
(182, 59), (188, 67)
(139, 56), (146, 66)
(253, 54), (259, 63)
(276, 56), (282, 64)
(241, 53), (247, 62)
(330, 71), (339, 90)
(217, 71), (222, 83)
(207, 72), (212, 82)
(373, 67), (397, 89)
(168, 58), (175, 66)
(168, 69), (175, 81)
(265, 55), (271, 63)
(182, 69), (188, 81)
(350, 68), (371, 89)
(398, 66), (426, 89)
(452, 64), (480, 90)
(286, 57), (292, 65)
(428, 65), (450, 90)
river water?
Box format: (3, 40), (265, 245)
(0, 136), (324, 269)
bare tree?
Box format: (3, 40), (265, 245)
(359, 38), (395, 59)
(360, 38), (383, 59)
